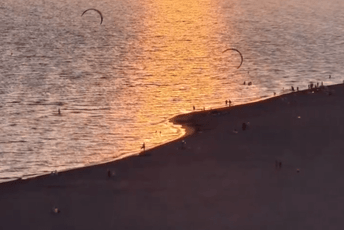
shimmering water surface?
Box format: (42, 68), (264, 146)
(1, 0), (344, 181)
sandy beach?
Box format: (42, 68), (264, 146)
(1, 83), (344, 230)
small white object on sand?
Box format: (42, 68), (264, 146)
(181, 140), (186, 150)
(52, 206), (60, 214)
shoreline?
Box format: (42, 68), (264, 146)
(0, 82), (330, 184)
(0, 83), (341, 185)
(1, 82), (344, 229)
(0, 85), (283, 184)
(0, 89), (267, 184)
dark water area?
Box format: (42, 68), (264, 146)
(0, 0), (343, 181)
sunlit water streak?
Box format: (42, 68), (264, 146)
(0, 0), (344, 182)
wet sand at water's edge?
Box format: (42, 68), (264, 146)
(1, 84), (344, 230)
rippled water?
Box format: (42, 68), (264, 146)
(1, 0), (344, 181)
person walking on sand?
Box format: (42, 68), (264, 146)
(242, 123), (247, 131)
(141, 142), (145, 151)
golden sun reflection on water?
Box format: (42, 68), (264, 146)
(134, 0), (216, 149)
(122, 0), (260, 152)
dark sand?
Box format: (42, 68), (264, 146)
(1, 84), (344, 230)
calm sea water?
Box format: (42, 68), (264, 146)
(1, 0), (343, 181)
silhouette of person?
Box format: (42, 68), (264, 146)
(242, 123), (246, 131)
